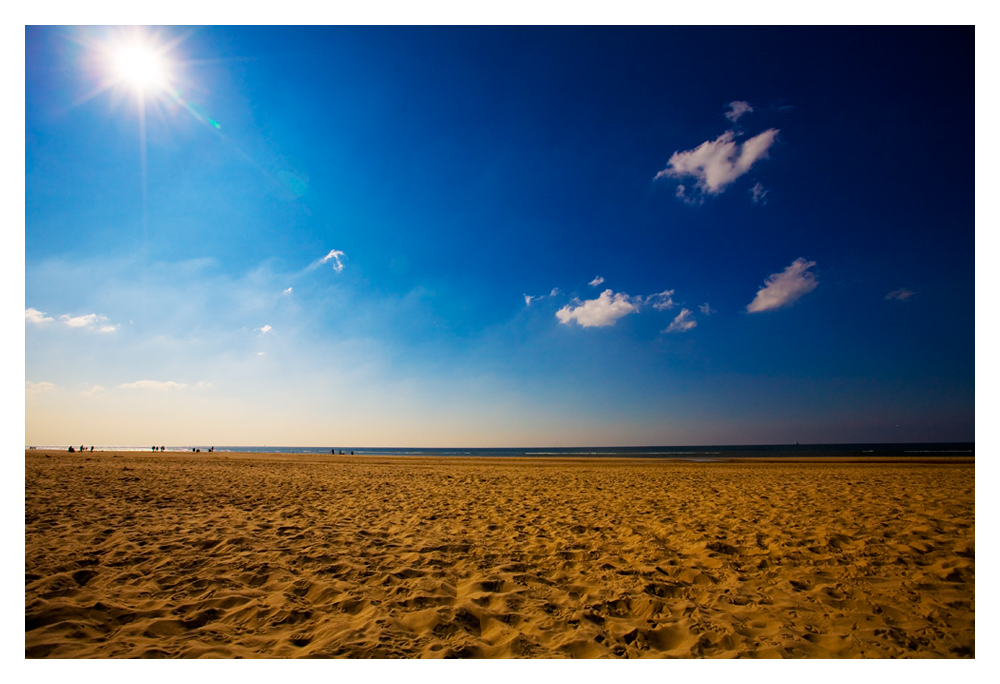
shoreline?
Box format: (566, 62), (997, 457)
(24, 449), (975, 466)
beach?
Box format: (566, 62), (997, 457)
(25, 450), (974, 658)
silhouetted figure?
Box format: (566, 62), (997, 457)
(161, 446), (164, 451)
(331, 449), (335, 454)
(80, 445), (84, 452)
(350, 450), (354, 455)
(68, 446), (75, 452)
(90, 446), (93, 452)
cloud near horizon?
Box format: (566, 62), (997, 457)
(25, 307), (53, 323)
(746, 258), (818, 313)
(119, 380), (189, 390)
(885, 288), (915, 301)
(656, 128), (778, 196)
(26, 380), (57, 394)
(664, 308), (697, 333)
(57, 312), (118, 332)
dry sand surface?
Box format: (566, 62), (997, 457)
(25, 450), (974, 658)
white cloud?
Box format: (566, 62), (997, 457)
(725, 100), (754, 123)
(26, 381), (57, 394)
(646, 290), (677, 311)
(60, 313), (100, 327)
(80, 385), (104, 397)
(282, 287), (293, 295)
(886, 288), (915, 301)
(699, 302), (715, 315)
(258, 324), (273, 334)
(524, 295), (534, 306)
(589, 276), (605, 287)
(119, 380), (188, 390)
(197, 381), (213, 389)
(556, 289), (639, 328)
(25, 307), (53, 324)
(746, 258), (818, 313)
(750, 182), (768, 204)
(58, 313), (117, 332)
(664, 308), (697, 333)
(318, 249), (345, 272)
(655, 128), (779, 195)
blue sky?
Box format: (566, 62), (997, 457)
(24, 25), (975, 446)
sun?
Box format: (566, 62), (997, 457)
(112, 43), (170, 90)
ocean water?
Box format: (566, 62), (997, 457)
(27, 443), (974, 460)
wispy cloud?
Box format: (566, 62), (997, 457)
(26, 380), (57, 394)
(556, 289), (639, 328)
(588, 276), (605, 287)
(645, 290), (677, 311)
(655, 127), (778, 196)
(57, 313), (118, 332)
(25, 307), (53, 324)
(664, 308), (697, 333)
(746, 258), (818, 313)
(750, 182), (768, 205)
(282, 287), (293, 295)
(309, 249), (346, 273)
(885, 288), (915, 301)
(80, 385), (104, 397)
(120, 380), (188, 390)
(699, 302), (715, 315)
(258, 324), (273, 334)
(725, 100), (754, 123)
(524, 287), (560, 306)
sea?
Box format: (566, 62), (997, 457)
(27, 443), (974, 461)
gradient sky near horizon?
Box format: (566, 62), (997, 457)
(24, 25), (975, 447)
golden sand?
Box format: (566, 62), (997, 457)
(25, 450), (974, 658)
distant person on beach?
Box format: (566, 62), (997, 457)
(68, 446), (74, 452)
(90, 446), (93, 452)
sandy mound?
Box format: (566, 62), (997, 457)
(25, 451), (974, 657)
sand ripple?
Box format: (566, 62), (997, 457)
(25, 452), (974, 658)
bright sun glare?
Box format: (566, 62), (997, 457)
(113, 44), (168, 89)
